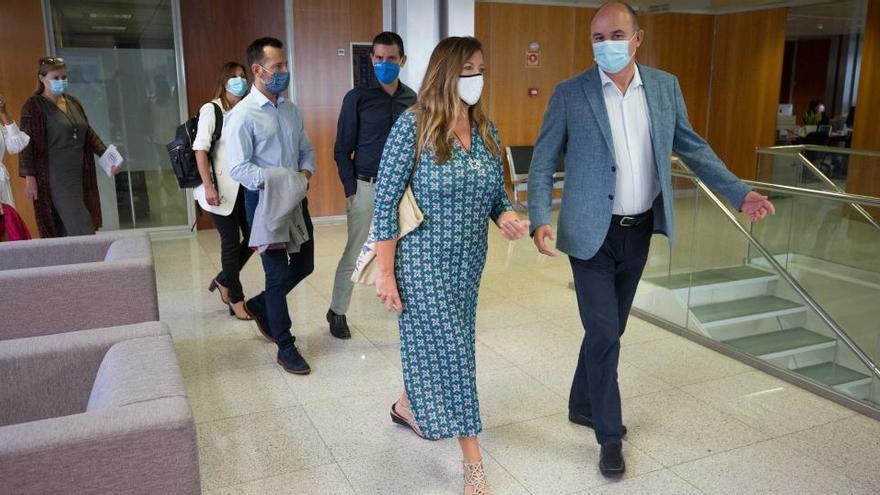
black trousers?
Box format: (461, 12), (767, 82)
(568, 214), (652, 445)
(244, 190), (314, 350)
(209, 188), (253, 304)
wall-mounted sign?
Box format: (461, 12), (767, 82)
(350, 42), (376, 89)
(526, 50), (540, 67)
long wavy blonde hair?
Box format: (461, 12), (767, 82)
(414, 37), (499, 164)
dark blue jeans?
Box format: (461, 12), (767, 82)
(244, 189), (315, 350)
(568, 214), (652, 445)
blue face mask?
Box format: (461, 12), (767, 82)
(373, 62), (400, 85)
(226, 77), (248, 97)
(259, 66), (290, 96)
(592, 34), (636, 74)
(49, 79), (69, 95)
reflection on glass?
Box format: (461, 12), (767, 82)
(49, 0), (187, 230)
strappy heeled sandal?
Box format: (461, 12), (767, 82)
(389, 400), (427, 439)
(463, 460), (489, 495)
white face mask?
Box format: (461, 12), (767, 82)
(457, 74), (484, 106)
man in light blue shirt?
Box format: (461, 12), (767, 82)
(226, 37), (315, 375)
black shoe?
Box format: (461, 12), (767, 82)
(568, 411), (628, 437)
(277, 346), (311, 375)
(599, 442), (626, 477)
(244, 300), (274, 343)
(326, 309), (351, 339)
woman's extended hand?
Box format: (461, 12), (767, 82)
(496, 211), (530, 240)
(375, 270), (403, 314)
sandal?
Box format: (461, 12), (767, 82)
(390, 401), (427, 439)
(463, 460), (489, 495)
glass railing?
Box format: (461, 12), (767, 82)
(634, 159), (880, 411)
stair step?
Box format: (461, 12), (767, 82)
(692, 296), (805, 327)
(723, 327), (835, 359)
(645, 266), (776, 290)
(794, 362), (873, 388)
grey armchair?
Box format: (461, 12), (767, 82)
(0, 233), (159, 340)
(0, 322), (200, 495)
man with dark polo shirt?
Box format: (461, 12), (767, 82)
(327, 31), (417, 338)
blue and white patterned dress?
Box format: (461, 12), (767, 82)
(373, 111), (513, 440)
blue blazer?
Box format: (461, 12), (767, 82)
(528, 65), (751, 261)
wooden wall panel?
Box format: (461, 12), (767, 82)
(638, 13), (714, 136)
(790, 38), (831, 120)
(0, 0), (47, 236)
(573, 8), (597, 74)
(293, 0), (383, 217)
(849, 0), (880, 203)
(485, 3), (580, 147)
(706, 9), (786, 180)
(180, 0), (286, 116)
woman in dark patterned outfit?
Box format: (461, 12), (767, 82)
(19, 57), (118, 238)
(372, 37), (530, 495)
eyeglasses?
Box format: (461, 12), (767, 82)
(39, 57), (65, 67)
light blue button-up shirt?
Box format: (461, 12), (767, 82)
(225, 85), (315, 190)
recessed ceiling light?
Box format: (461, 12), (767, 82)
(91, 25), (127, 31)
(89, 13), (132, 20)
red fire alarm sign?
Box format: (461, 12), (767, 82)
(528, 88), (539, 97)
(526, 50), (540, 67)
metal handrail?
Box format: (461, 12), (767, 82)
(670, 158), (880, 207)
(758, 144), (880, 158)
(792, 153), (880, 231)
(674, 170), (880, 382)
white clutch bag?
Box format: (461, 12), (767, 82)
(351, 184), (423, 286)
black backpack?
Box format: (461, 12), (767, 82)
(167, 102), (223, 188)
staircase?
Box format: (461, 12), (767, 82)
(643, 265), (874, 400)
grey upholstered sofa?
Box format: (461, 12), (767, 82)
(0, 233), (159, 340)
(0, 322), (200, 494)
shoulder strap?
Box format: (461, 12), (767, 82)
(210, 102), (223, 143)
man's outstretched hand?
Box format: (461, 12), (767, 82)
(741, 191), (776, 222)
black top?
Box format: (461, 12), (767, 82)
(334, 82), (417, 197)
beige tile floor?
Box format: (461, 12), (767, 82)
(151, 222), (880, 495)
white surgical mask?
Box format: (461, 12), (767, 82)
(592, 33), (637, 74)
(457, 74), (484, 106)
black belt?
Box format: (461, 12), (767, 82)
(357, 175), (377, 184)
(611, 210), (652, 228)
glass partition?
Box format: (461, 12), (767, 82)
(47, 0), (189, 230)
(634, 162), (880, 409)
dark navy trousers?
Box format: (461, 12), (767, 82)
(244, 190), (315, 350)
(568, 214), (652, 445)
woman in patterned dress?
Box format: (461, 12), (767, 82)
(372, 37), (530, 495)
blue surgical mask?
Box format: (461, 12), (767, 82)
(226, 77), (248, 97)
(592, 34), (636, 74)
(49, 79), (69, 95)
(373, 62), (400, 85)
(259, 66), (290, 95)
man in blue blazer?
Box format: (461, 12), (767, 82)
(528, 2), (775, 476)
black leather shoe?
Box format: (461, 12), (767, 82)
(569, 411), (628, 436)
(277, 346), (311, 375)
(599, 442), (626, 477)
(244, 300), (274, 343)
(326, 309), (351, 339)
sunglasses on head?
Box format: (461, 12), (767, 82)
(39, 57), (65, 66)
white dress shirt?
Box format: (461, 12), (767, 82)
(0, 122), (31, 207)
(600, 67), (660, 216)
(225, 86), (315, 191)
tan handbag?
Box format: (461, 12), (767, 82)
(351, 183), (423, 286)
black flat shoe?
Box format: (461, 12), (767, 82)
(243, 300), (274, 343)
(569, 411), (628, 437)
(326, 309), (351, 339)
(277, 346), (311, 375)
(599, 442), (626, 477)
